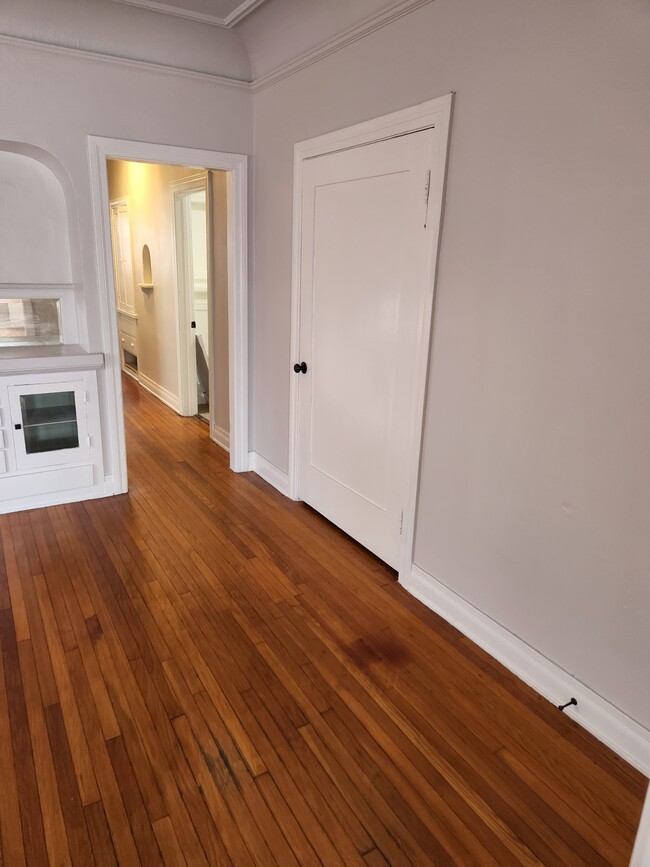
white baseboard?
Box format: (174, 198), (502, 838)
(137, 373), (181, 413)
(402, 565), (650, 777)
(248, 452), (290, 497)
(212, 425), (230, 453)
(0, 472), (114, 515)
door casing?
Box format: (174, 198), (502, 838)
(88, 136), (249, 490)
(288, 93), (454, 581)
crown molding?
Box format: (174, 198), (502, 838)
(0, 33), (251, 91)
(1, 0), (432, 94)
(251, 0), (434, 93)
(224, 0), (268, 27)
(111, 0), (268, 28)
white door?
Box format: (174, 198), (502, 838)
(297, 129), (436, 569)
(110, 201), (136, 315)
(174, 181), (210, 418)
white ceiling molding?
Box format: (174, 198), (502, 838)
(111, 0), (269, 28)
(224, 0), (268, 27)
(251, 0), (434, 93)
(0, 33), (251, 90)
(3, 0), (432, 93)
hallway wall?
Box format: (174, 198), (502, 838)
(249, 0), (650, 733)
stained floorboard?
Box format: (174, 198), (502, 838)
(0, 374), (646, 865)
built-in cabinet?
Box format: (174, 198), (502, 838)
(0, 359), (106, 513)
(118, 310), (139, 377)
(8, 380), (90, 471)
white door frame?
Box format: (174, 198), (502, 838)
(287, 94), (453, 582)
(171, 173), (209, 419)
(88, 136), (249, 490)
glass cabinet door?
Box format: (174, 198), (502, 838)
(9, 381), (90, 470)
(20, 391), (80, 454)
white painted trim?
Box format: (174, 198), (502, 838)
(117, 309), (138, 321)
(112, 0), (269, 28)
(631, 789), (650, 867)
(0, 346), (104, 376)
(212, 425), (230, 452)
(248, 452), (290, 497)
(137, 372), (181, 413)
(0, 33), (250, 90)
(224, 0), (268, 27)
(88, 136), (249, 493)
(171, 173), (208, 418)
(403, 565), (650, 778)
(288, 94), (455, 573)
(252, 0), (433, 93)
(0, 473), (113, 515)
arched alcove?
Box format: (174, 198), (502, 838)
(0, 146), (74, 284)
(141, 244), (153, 288)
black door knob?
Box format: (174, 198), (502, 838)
(293, 361), (307, 374)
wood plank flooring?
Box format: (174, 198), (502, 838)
(0, 374), (646, 865)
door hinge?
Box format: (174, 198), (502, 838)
(87, 435), (92, 448)
(399, 510), (404, 535)
(424, 169), (431, 228)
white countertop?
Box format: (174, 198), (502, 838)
(0, 344), (105, 375)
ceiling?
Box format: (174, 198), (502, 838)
(111, 0), (270, 28)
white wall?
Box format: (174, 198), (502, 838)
(0, 150), (72, 284)
(249, 0), (650, 731)
(0, 34), (252, 473)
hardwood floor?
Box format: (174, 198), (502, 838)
(0, 374), (646, 865)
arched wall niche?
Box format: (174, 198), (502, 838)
(0, 141), (81, 286)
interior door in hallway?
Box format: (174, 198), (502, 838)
(297, 128), (437, 569)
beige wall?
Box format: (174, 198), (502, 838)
(108, 160), (230, 434)
(250, 0), (650, 729)
(108, 161), (192, 400)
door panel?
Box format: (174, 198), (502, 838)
(298, 129), (436, 568)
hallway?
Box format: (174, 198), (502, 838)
(0, 375), (645, 865)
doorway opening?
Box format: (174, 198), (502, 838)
(107, 160), (229, 453)
(89, 137), (249, 491)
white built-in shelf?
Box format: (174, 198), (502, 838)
(0, 344), (104, 375)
